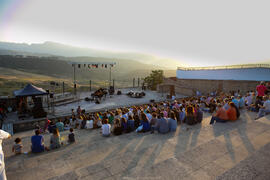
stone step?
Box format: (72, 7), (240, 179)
(4, 111), (270, 180)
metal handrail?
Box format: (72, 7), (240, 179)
(177, 64), (270, 71)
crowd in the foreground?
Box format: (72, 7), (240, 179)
(7, 81), (270, 156)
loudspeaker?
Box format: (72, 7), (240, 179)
(117, 90), (122, 95)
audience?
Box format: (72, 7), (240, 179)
(150, 113), (158, 133)
(15, 81), (270, 156)
(168, 112), (177, 132)
(156, 112), (169, 134)
(186, 105), (195, 125)
(127, 115), (135, 133)
(138, 113), (150, 133)
(255, 96), (270, 120)
(121, 117), (128, 133)
(227, 102), (237, 121)
(48, 121), (56, 133)
(101, 119), (111, 137)
(256, 81), (267, 98)
(68, 128), (75, 143)
(210, 104), (228, 124)
(50, 129), (61, 149)
(31, 130), (46, 153)
(113, 118), (123, 135)
(12, 138), (23, 155)
(56, 119), (64, 132)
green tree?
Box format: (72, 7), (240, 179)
(143, 70), (164, 90)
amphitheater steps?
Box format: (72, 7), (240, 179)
(3, 111), (270, 180)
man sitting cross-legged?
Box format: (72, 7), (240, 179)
(210, 104), (228, 124)
(255, 96), (270, 120)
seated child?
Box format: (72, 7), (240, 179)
(101, 119), (111, 137)
(68, 128), (75, 143)
(12, 138), (23, 155)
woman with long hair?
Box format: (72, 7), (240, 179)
(134, 114), (141, 129)
(140, 113), (150, 132)
(168, 111), (177, 132)
(226, 102), (238, 121)
(121, 117), (128, 133)
(230, 102), (240, 119)
(113, 118), (122, 136)
(127, 115), (135, 133)
(50, 128), (61, 149)
(186, 105), (195, 125)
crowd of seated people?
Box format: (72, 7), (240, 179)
(11, 81), (270, 155)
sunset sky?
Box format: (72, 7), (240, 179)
(0, 0), (269, 66)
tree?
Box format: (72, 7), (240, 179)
(143, 70), (164, 90)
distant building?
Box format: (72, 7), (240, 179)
(158, 64), (270, 96)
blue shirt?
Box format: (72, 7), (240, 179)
(157, 118), (169, 134)
(168, 118), (177, 132)
(56, 122), (64, 132)
(31, 135), (44, 153)
(127, 120), (135, 130)
(141, 121), (150, 132)
(179, 111), (186, 122)
(239, 98), (245, 108)
(122, 121), (127, 132)
(232, 99), (239, 108)
(223, 103), (230, 111)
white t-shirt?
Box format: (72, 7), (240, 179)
(102, 124), (111, 135)
(263, 100), (270, 111)
(0, 130), (10, 152)
(0, 130), (10, 180)
(86, 120), (93, 129)
(245, 96), (252, 106)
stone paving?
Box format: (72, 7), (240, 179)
(53, 88), (173, 116)
(3, 111), (270, 180)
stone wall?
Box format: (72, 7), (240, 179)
(158, 77), (259, 96)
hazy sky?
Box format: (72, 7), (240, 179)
(0, 0), (270, 66)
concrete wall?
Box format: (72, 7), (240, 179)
(158, 77), (259, 96)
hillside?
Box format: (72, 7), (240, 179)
(0, 67), (74, 96)
(0, 55), (175, 81)
(0, 41), (183, 69)
(0, 54), (176, 78)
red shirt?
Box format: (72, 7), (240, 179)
(216, 108), (228, 120)
(226, 107), (237, 121)
(256, 85), (267, 97)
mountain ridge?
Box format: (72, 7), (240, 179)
(0, 41), (183, 69)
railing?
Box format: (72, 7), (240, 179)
(177, 64), (270, 71)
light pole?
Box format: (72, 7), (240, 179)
(109, 66), (112, 87)
(73, 64), (76, 95)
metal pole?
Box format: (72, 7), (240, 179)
(73, 65), (76, 95)
(109, 66), (112, 86)
(113, 79), (115, 89)
(62, 82), (65, 94)
(133, 78), (135, 88)
(90, 80), (91, 92)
